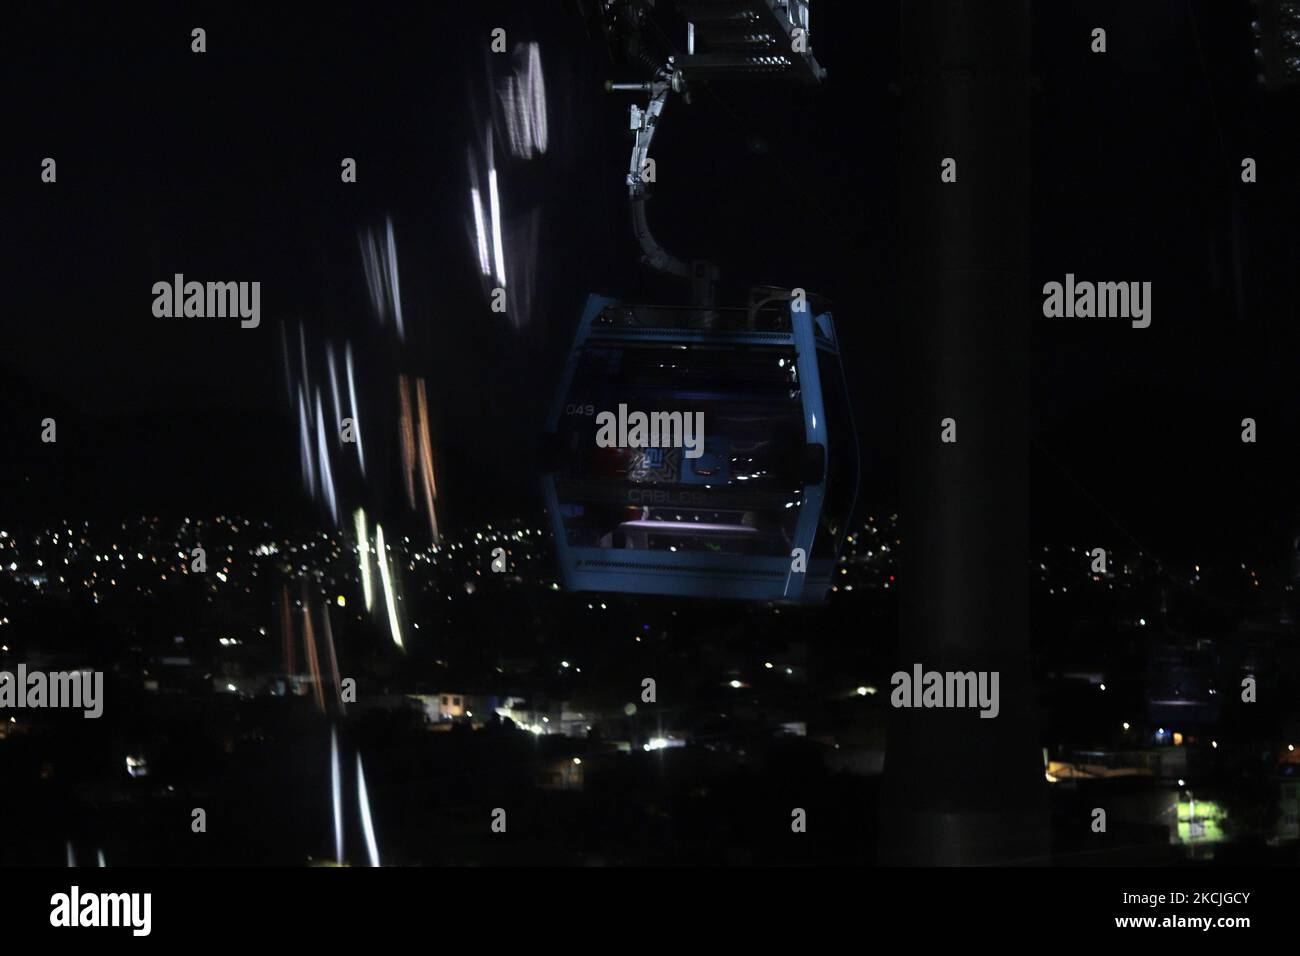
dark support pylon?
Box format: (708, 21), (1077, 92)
(882, 0), (1048, 864)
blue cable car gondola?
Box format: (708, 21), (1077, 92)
(544, 1), (855, 603)
(542, 293), (858, 603)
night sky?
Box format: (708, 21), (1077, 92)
(5, 1), (1297, 567)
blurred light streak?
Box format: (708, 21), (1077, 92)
(345, 342), (366, 477)
(322, 603), (345, 714)
(500, 42), (548, 159)
(467, 122), (541, 325)
(298, 322), (312, 402)
(331, 726), (343, 864)
(374, 523), (404, 650)
(470, 186), (491, 276)
(298, 385), (317, 498)
(414, 378), (441, 540)
(314, 390), (339, 526)
(97, 849), (106, 867)
(397, 376), (418, 510)
(359, 231), (386, 321)
(505, 209), (540, 329)
(353, 508), (374, 612)
(357, 753), (381, 867)
(384, 217), (405, 341)
(326, 341), (344, 449)
(301, 600), (326, 714)
(66, 841), (75, 867)
(487, 144), (507, 287)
